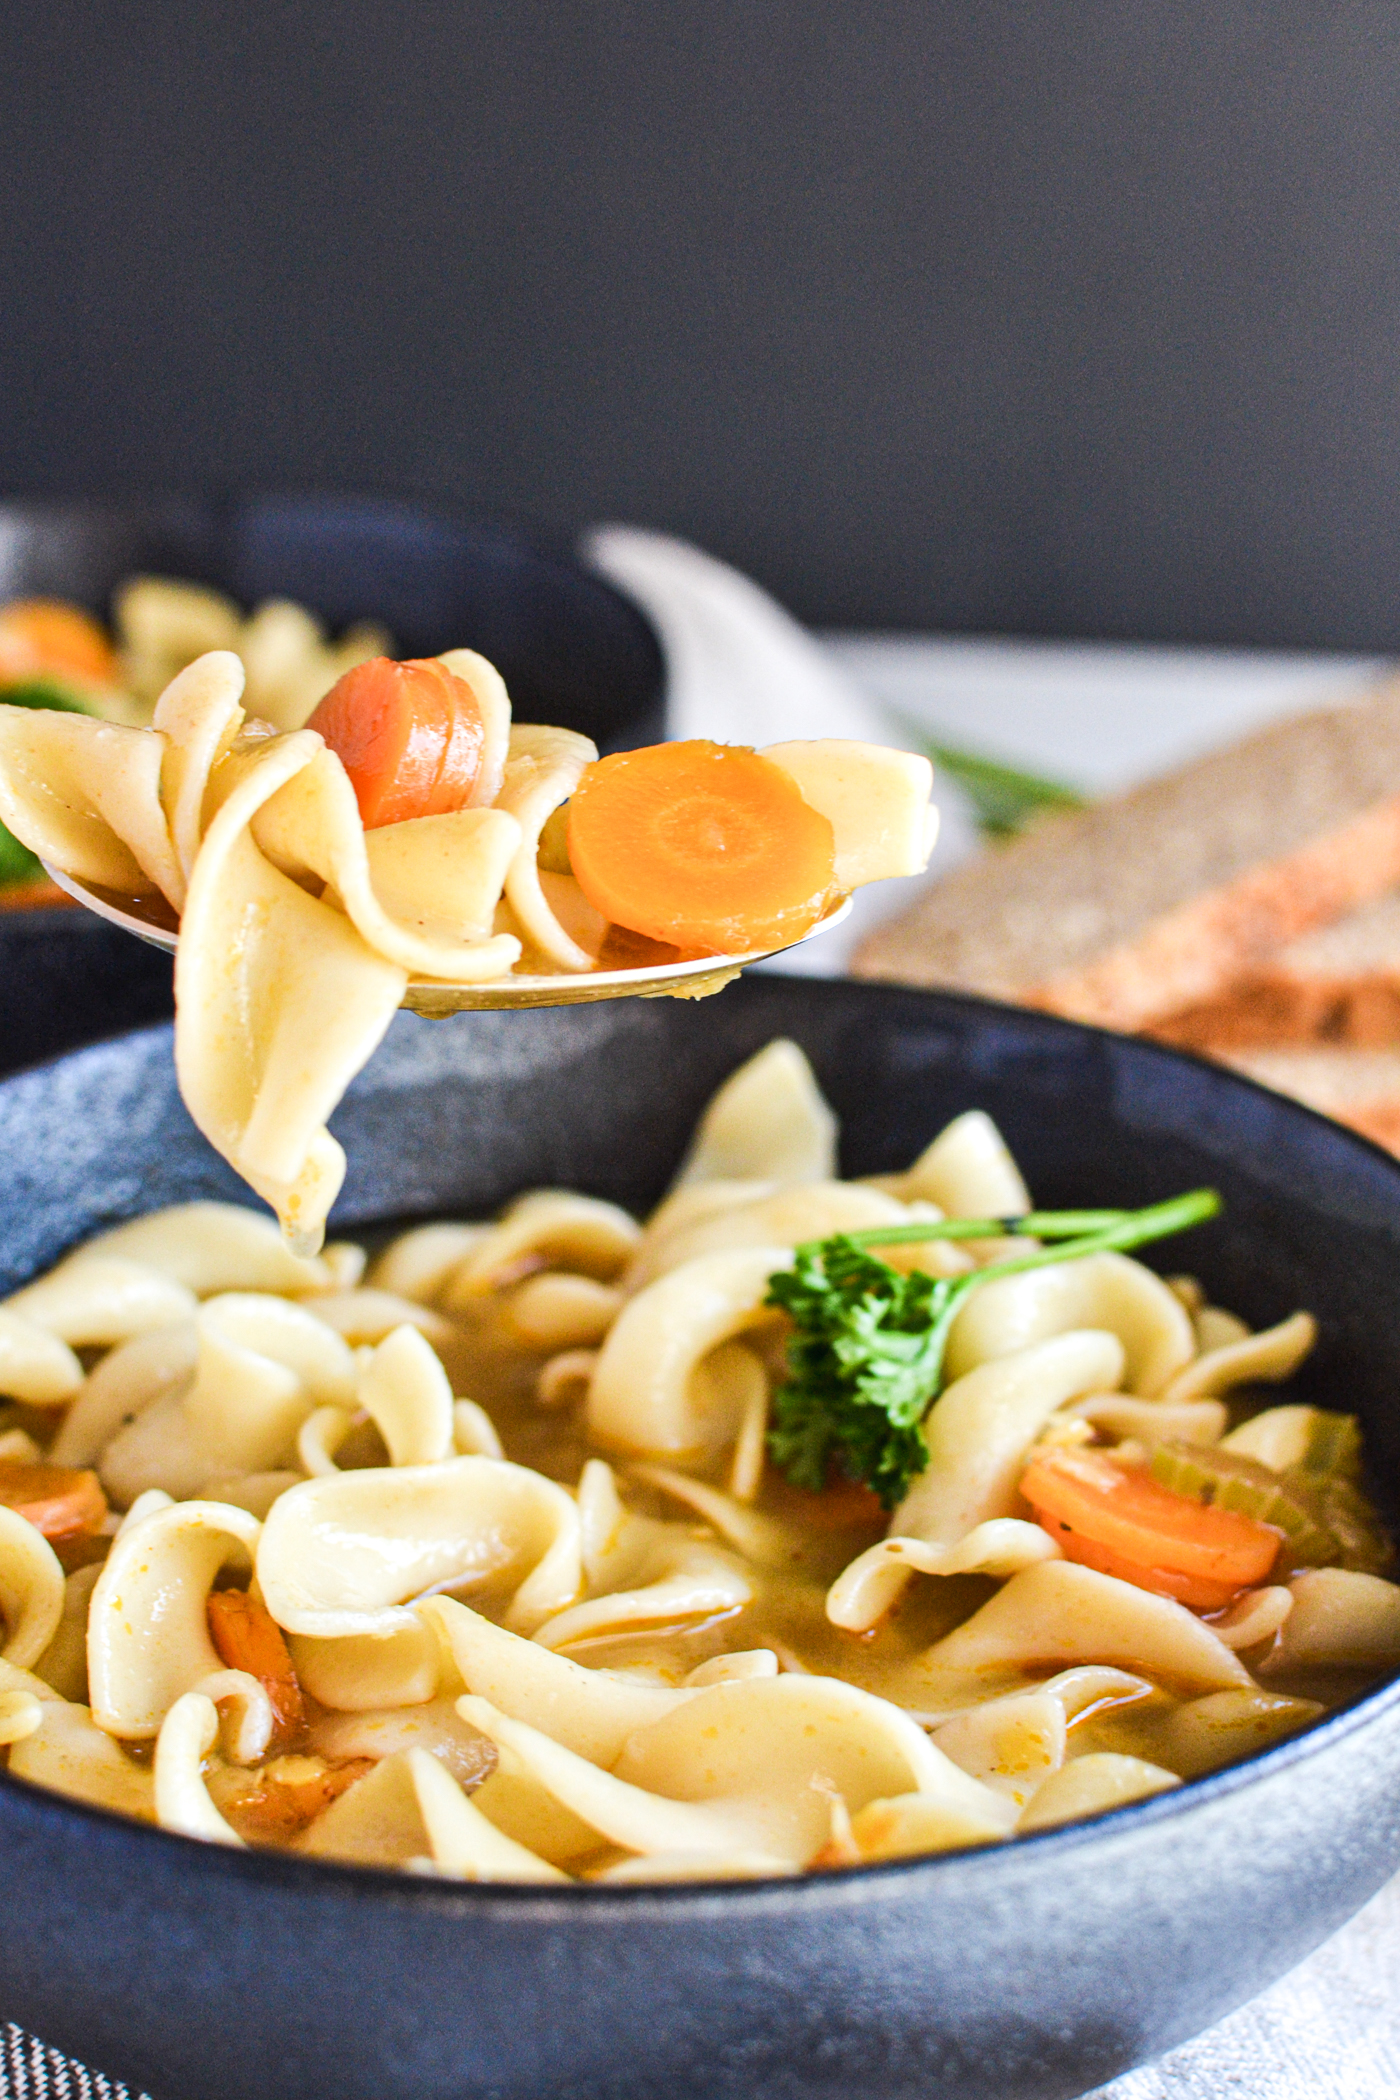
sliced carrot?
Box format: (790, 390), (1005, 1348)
(207, 1587), (307, 1753)
(0, 1458), (107, 1543)
(306, 655), (485, 828)
(0, 599), (117, 687)
(567, 740), (837, 953)
(1020, 1447), (1280, 1611)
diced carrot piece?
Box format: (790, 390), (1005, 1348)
(1021, 1447), (1280, 1611)
(262, 1753), (371, 1822)
(0, 599), (117, 687)
(207, 1588), (307, 1752)
(216, 1756), (373, 1845)
(567, 740), (837, 953)
(767, 1473), (887, 1534)
(306, 656), (485, 828)
(0, 878), (71, 912)
(0, 1458), (107, 1543)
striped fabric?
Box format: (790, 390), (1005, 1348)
(1, 2027), (146, 2100)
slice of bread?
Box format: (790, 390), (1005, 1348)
(1154, 891), (1400, 1050)
(855, 678), (1400, 1031)
(1218, 1044), (1400, 1156)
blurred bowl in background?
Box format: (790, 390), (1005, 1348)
(0, 491), (665, 1076)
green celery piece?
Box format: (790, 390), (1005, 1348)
(1306, 1474), (1394, 1576)
(0, 823), (40, 886)
(766, 1189), (1220, 1507)
(1299, 1411), (1363, 1482)
(0, 677), (93, 716)
(1149, 1442), (1339, 1565)
(0, 677), (92, 889)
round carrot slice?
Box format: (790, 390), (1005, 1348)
(1036, 1526), (1244, 1612)
(307, 656), (485, 828)
(1021, 1446), (1279, 1611)
(567, 740), (837, 953)
(0, 599), (117, 688)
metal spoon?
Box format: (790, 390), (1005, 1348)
(41, 862), (853, 1012)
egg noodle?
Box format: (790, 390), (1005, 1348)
(2, 1042), (1397, 1882)
(0, 650), (935, 1253)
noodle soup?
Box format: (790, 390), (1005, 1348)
(3, 1041), (1396, 1883)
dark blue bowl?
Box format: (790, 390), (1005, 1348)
(0, 491), (664, 1078)
(3, 976), (1399, 2100)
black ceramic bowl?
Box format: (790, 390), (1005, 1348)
(3, 977), (1400, 2100)
(0, 492), (664, 1077)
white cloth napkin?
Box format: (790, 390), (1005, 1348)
(1088, 1871), (1400, 2099)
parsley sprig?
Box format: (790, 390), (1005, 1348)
(765, 1189), (1220, 1509)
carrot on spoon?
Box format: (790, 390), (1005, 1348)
(567, 739), (838, 954)
(307, 655), (486, 828)
(1020, 1445), (1280, 1611)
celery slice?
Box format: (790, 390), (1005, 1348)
(1300, 1411), (1364, 1481)
(1147, 1442), (1338, 1566)
(1303, 1475), (1393, 1578)
(1223, 1405), (1361, 1480)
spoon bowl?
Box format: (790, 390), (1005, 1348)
(40, 862), (853, 1011)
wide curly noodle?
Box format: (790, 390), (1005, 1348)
(0, 653), (935, 1254)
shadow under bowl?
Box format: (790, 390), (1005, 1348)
(2, 975), (1399, 2100)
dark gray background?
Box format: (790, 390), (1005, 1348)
(2, 1), (1398, 646)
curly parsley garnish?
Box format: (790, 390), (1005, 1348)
(765, 1189), (1220, 1509)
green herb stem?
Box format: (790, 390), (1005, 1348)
(877, 1189), (1221, 1440)
(957, 1189), (1220, 1279)
(839, 1201), (1217, 1243)
(841, 1209), (1131, 1246)
(765, 1188), (1221, 1508)
(843, 1189), (1219, 1259)
(916, 737), (1088, 840)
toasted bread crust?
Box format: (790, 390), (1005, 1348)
(1154, 979), (1400, 1052)
(1151, 890), (1400, 1049)
(856, 679), (1400, 1025)
(1027, 793), (1400, 1030)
